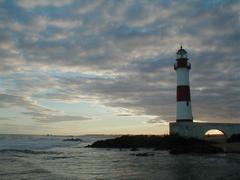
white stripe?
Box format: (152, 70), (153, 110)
(177, 101), (193, 120)
(177, 68), (190, 86)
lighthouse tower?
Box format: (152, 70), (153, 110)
(174, 46), (193, 122)
(170, 46), (240, 139)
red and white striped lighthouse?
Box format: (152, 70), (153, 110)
(174, 46), (193, 122)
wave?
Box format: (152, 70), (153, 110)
(0, 149), (61, 155)
(0, 168), (50, 176)
(48, 156), (71, 160)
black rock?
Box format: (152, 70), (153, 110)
(86, 135), (225, 154)
(130, 147), (139, 151)
(135, 153), (154, 157)
(227, 134), (240, 143)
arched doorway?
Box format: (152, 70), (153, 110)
(203, 129), (226, 142)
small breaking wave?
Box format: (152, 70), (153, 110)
(48, 156), (71, 160)
(0, 149), (61, 155)
(0, 168), (50, 176)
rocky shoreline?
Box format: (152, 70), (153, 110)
(86, 135), (228, 154)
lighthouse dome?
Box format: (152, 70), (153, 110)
(176, 46), (188, 59)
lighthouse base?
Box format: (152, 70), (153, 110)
(170, 122), (240, 139)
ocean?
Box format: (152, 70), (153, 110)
(0, 135), (240, 180)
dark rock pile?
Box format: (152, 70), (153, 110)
(86, 135), (224, 154)
(227, 134), (240, 143)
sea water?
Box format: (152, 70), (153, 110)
(0, 134), (240, 180)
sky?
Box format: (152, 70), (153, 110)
(0, 0), (239, 135)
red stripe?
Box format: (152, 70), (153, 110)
(177, 60), (188, 67)
(174, 60), (191, 70)
(177, 86), (191, 101)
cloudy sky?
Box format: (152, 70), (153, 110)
(0, 0), (239, 135)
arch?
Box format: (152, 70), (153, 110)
(204, 129), (225, 136)
(203, 129), (226, 142)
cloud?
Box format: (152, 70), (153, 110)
(0, 117), (13, 121)
(0, 0), (239, 133)
(15, 0), (74, 9)
(0, 94), (38, 109)
(147, 117), (169, 124)
(23, 112), (91, 123)
(0, 93), (91, 123)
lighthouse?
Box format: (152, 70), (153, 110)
(174, 46), (193, 122)
(170, 46), (240, 138)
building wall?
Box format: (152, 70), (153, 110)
(170, 122), (240, 139)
